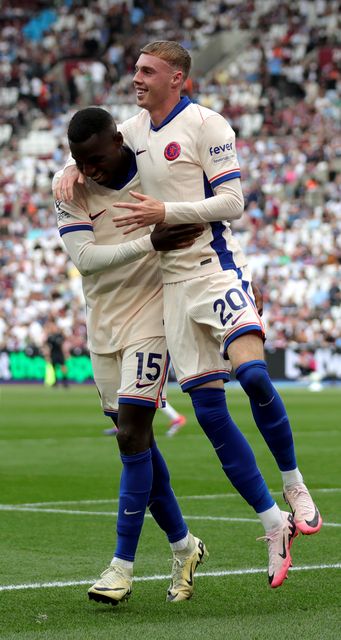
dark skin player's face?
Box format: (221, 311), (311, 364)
(70, 128), (125, 187)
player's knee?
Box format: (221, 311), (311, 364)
(236, 360), (271, 397)
(116, 404), (154, 453)
(116, 426), (151, 454)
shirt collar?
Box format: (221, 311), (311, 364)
(150, 96), (191, 132)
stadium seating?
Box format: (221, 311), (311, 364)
(0, 0), (340, 362)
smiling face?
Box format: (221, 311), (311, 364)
(133, 53), (184, 125)
(69, 128), (124, 186)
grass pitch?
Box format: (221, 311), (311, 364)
(0, 384), (340, 640)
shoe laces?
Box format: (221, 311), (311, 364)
(169, 557), (185, 590)
(171, 553), (186, 569)
(99, 564), (128, 586)
(257, 525), (283, 569)
(257, 527), (280, 543)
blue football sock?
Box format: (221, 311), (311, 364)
(190, 388), (274, 513)
(148, 441), (188, 543)
(236, 360), (297, 471)
(115, 449), (153, 561)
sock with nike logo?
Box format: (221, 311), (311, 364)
(190, 387), (274, 513)
(148, 441), (188, 543)
(236, 360), (297, 471)
(115, 449), (153, 561)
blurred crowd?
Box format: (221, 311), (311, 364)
(0, 0), (340, 357)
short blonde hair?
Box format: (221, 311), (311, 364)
(140, 41), (191, 80)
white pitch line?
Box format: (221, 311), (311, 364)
(1, 563), (340, 593)
(0, 504), (339, 527)
(0, 505), (254, 523)
(7, 487), (341, 509)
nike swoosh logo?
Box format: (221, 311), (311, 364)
(278, 534), (287, 559)
(259, 395), (275, 407)
(305, 506), (320, 528)
(214, 443), (225, 451)
(89, 209), (106, 220)
(136, 149), (147, 156)
(231, 311), (246, 326)
(136, 381), (154, 388)
(287, 512), (296, 541)
(124, 508), (142, 515)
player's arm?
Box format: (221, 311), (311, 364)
(59, 221), (154, 276)
(163, 178), (243, 224)
(53, 185), (202, 276)
(113, 179), (243, 232)
(59, 222), (203, 276)
(53, 169), (153, 275)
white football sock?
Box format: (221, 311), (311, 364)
(170, 532), (189, 552)
(111, 557), (134, 570)
(258, 504), (283, 532)
(282, 468), (304, 488)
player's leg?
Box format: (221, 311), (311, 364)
(116, 339), (207, 603)
(148, 436), (208, 601)
(164, 276), (297, 587)
(89, 343), (206, 604)
(228, 333), (322, 535)
(161, 401), (186, 437)
(51, 360), (59, 386)
(89, 401), (157, 606)
(189, 381), (297, 587)
(60, 362), (69, 388)
(206, 265), (321, 536)
(87, 351), (136, 604)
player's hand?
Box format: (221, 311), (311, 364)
(251, 281), (263, 316)
(114, 192), (165, 233)
(53, 166), (84, 201)
(151, 223), (204, 251)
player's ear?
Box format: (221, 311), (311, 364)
(171, 70), (183, 89)
(112, 131), (123, 146)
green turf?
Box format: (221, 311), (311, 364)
(1, 384), (340, 639)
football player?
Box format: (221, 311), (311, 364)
(53, 106), (207, 606)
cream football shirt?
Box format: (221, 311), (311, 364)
(121, 97), (248, 284)
(53, 152), (164, 354)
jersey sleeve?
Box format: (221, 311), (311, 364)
(164, 178), (244, 224)
(52, 174), (154, 277)
(197, 113), (241, 187)
(164, 113), (244, 224)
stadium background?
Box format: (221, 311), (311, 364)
(1, 3), (340, 639)
(0, 0), (340, 383)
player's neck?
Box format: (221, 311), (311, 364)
(149, 95), (181, 128)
